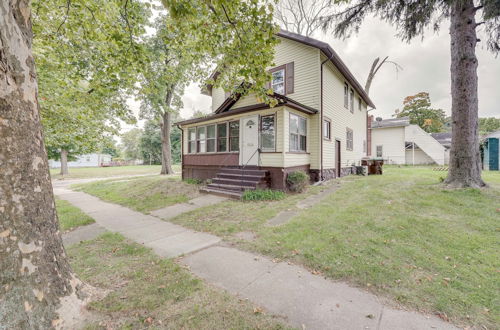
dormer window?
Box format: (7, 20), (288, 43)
(271, 69), (285, 94)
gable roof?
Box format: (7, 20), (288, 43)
(431, 132), (452, 148)
(371, 117), (410, 129)
(176, 93), (318, 127)
(203, 30), (375, 108)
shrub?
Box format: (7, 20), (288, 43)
(286, 170), (309, 193)
(242, 189), (286, 201)
(185, 178), (203, 185)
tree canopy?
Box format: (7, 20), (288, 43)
(33, 0), (151, 159)
(395, 92), (446, 133)
(479, 117), (500, 135)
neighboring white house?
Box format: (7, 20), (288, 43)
(370, 117), (448, 165)
(49, 153), (112, 168)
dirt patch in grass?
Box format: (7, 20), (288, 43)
(168, 168), (500, 329)
(68, 233), (291, 329)
(56, 198), (95, 231)
(72, 176), (201, 213)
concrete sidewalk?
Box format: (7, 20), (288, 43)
(182, 247), (458, 330)
(55, 188), (220, 257)
(151, 194), (227, 220)
(56, 187), (458, 330)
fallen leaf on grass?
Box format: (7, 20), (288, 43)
(144, 317), (153, 324)
(366, 314), (375, 319)
(311, 270), (321, 275)
(253, 307), (264, 314)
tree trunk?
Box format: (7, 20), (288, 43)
(444, 0), (486, 188)
(0, 1), (87, 328)
(160, 111), (174, 175)
(60, 149), (69, 175)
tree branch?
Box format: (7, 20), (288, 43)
(56, 0), (72, 34)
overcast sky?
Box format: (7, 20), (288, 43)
(123, 14), (499, 133)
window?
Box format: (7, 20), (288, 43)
(290, 113), (307, 152)
(197, 126), (206, 152)
(271, 69), (285, 94)
(323, 119), (331, 140)
(350, 88), (354, 113)
(217, 123), (227, 152)
(206, 125), (216, 152)
(346, 128), (353, 151)
(376, 145), (383, 158)
(188, 128), (196, 153)
(260, 115), (275, 151)
(344, 83), (349, 108)
(358, 96), (362, 111)
(363, 140), (367, 153)
(229, 121), (240, 152)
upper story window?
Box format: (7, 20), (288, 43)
(290, 113), (307, 152)
(323, 119), (331, 140)
(350, 88), (355, 113)
(358, 96), (362, 111)
(260, 115), (275, 151)
(271, 69), (285, 94)
(344, 83), (349, 108)
(346, 127), (353, 151)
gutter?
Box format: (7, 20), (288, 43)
(320, 54), (335, 181)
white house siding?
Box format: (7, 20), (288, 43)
(322, 58), (368, 169)
(49, 153), (111, 168)
(371, 127), (406, 164)
(405, 149), (435, 165)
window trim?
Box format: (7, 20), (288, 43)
(260, 114), (276, 152)
(289, 113), (307, 152)
(323, 117), (331, 141)
(346, 127), (353, 151)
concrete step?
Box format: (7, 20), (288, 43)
(200, 187), (242, 199)
(212, 177), (260, 187)
(218, 168), (268, 176)
(207, 183), (256, 192)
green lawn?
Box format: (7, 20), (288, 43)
(56, 198), (95, 231)
(69, 233), (290, 329)
(72, 175), (200, 213)
(50, 165), (180, 180)
(168, 167), (500, 329)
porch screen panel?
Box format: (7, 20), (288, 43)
(188, 128), (196, 153)
(217, 123), (227, 152)
(260, 115), (275, 151)
(197, 126), (206, 153)
(229, 121), (239, 152)
(207, 125), (216, 152)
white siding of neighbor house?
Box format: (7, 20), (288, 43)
(371, 127), (406, 164)
(322, 57), (368, 169)
(405, 148), (435, 165)
(49, 154), (111, 168)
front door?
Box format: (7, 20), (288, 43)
(240, 115), (259, 166)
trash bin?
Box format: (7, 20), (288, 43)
(361, 158), (384, 175)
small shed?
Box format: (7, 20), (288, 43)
(484, 137), (499, 171)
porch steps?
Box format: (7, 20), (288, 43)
(200, 167), (271, 199)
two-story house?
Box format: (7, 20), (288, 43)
(176, 30), (375, 196)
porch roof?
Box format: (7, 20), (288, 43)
(176, 93), (318, 126)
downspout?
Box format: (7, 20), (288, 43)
(320, 54), (334, 180)
(176, 124), (184, 180)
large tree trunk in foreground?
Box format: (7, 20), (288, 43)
(60, 149), (69, 175)
(160, 111), (174, 175)
(445, 0), (486, 188)
(0, 1), (87, 328)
